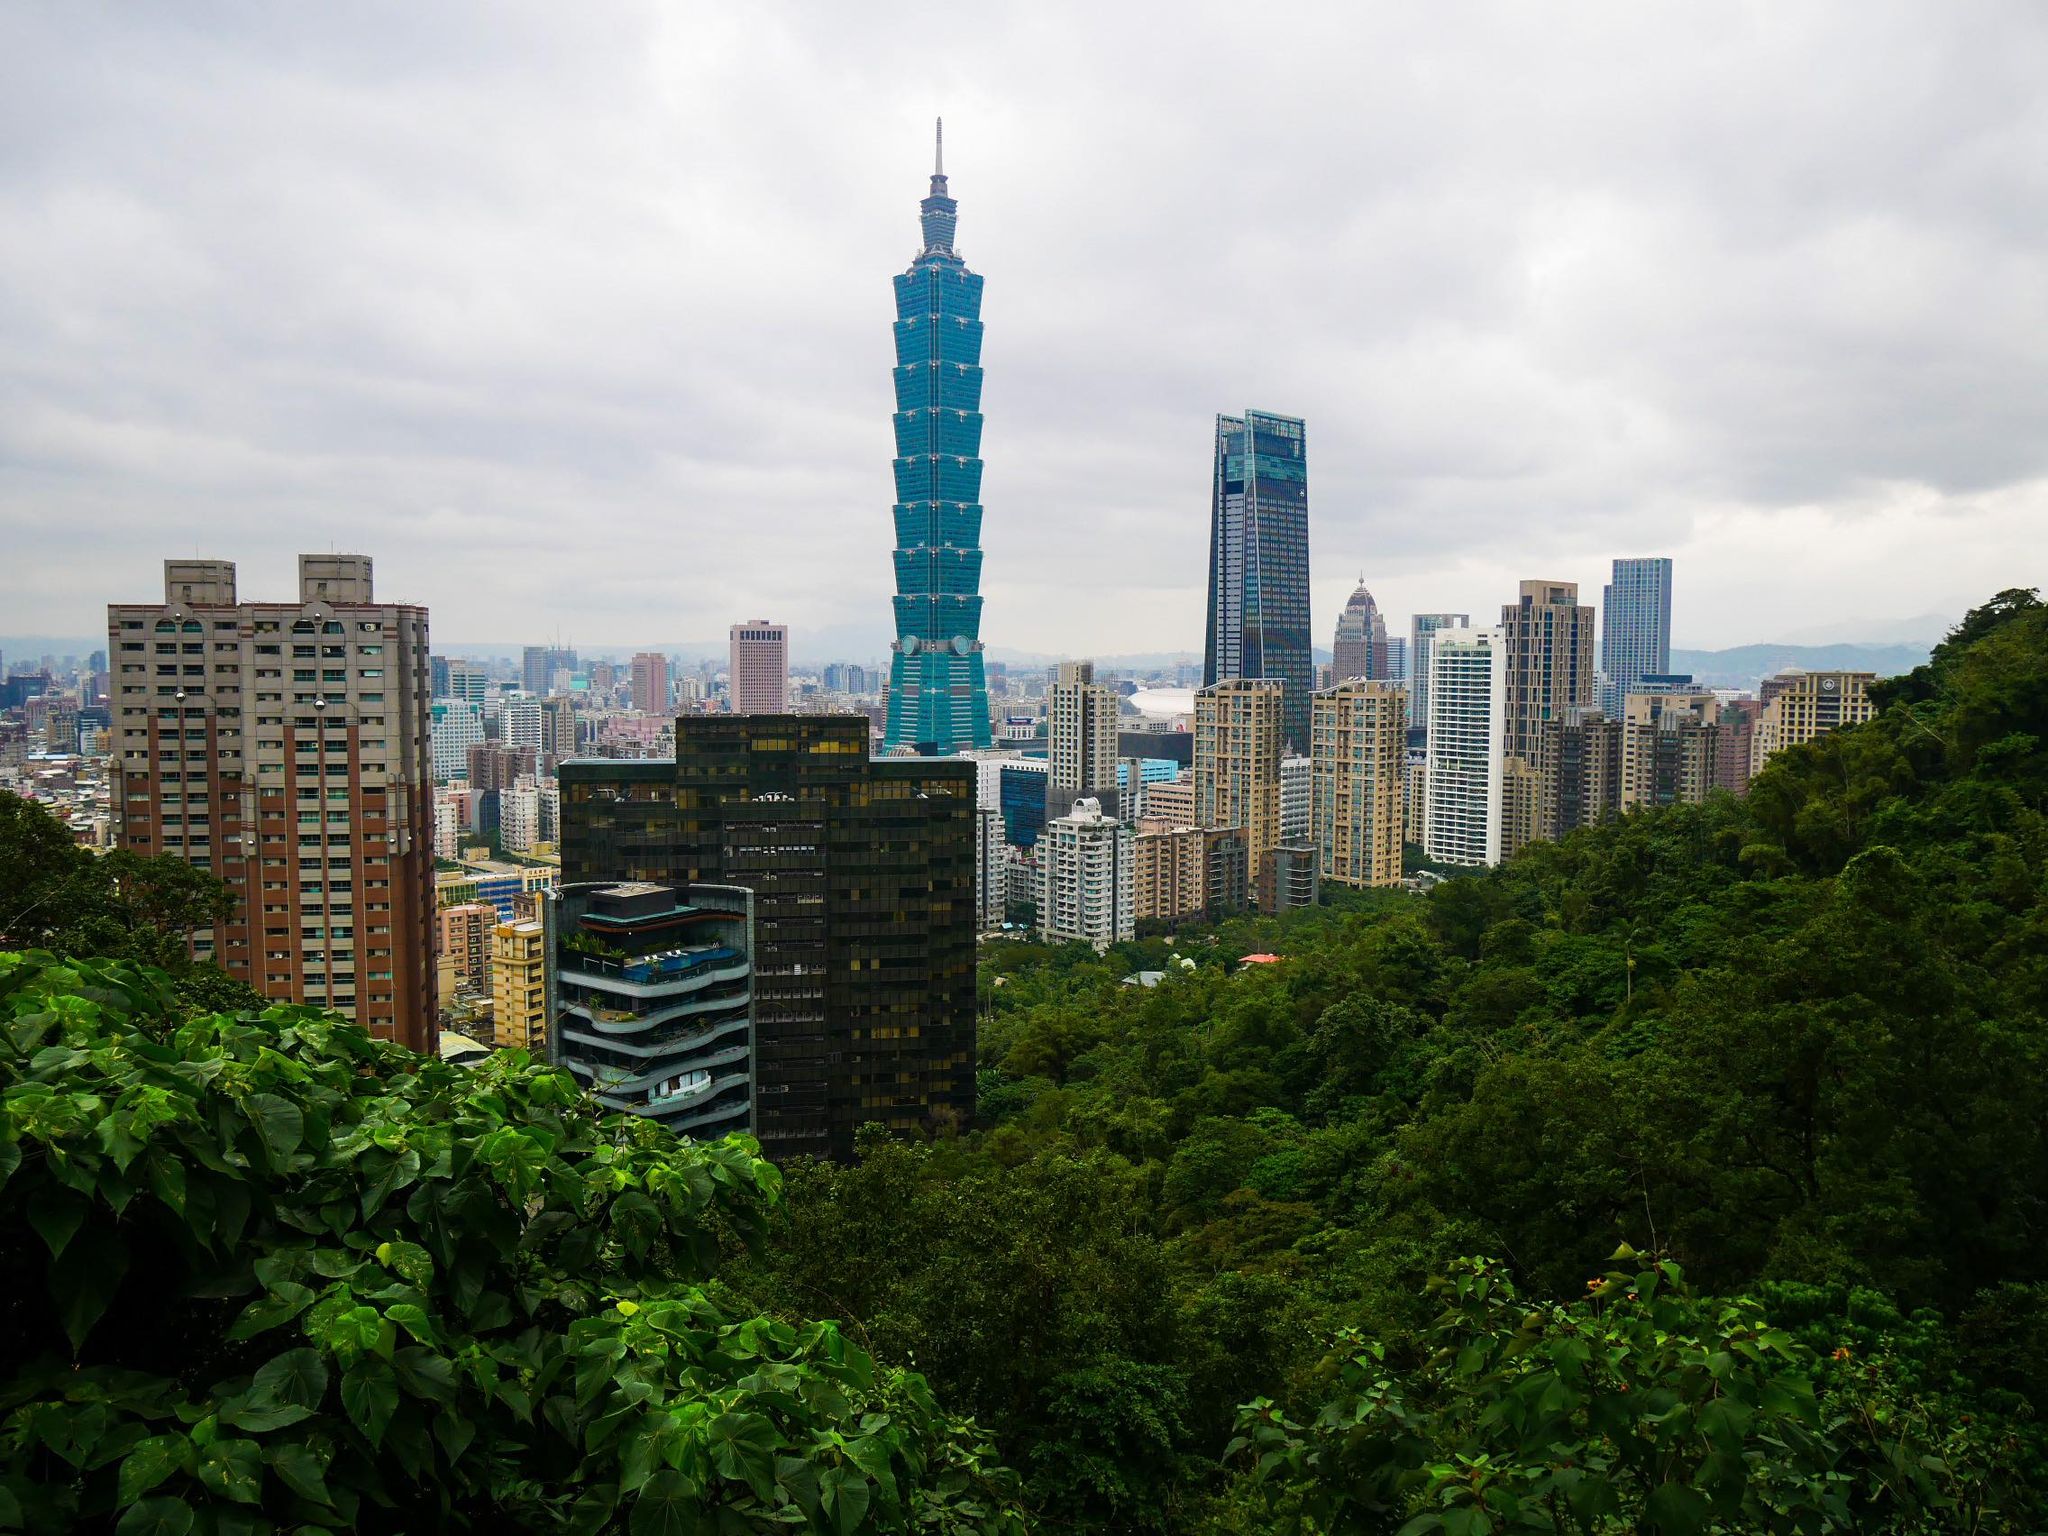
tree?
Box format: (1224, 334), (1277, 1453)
(0, 950), (1023, 1534)
(1231, 1253), (2034, 1534)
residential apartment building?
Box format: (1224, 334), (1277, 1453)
(1620, 692), (1724, 812)
(1194, 677), (1284, 909)
(1424, 626), (1507, 867)
(107, 554), (435, 1049)
(1280, 753), (1312, 844)
(436, 901), (495, 993)
(491, 919), (547, 1051)
(1047, 659), (1121, 819)
(1036, 797), (1134, 951)
(1500, 581), (1596, 762)
(1310, 679), (1406, 889)
(1409, 613), (1471, 733)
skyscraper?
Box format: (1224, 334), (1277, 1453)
(1311, 678), (1407, 889)
(558, 715), (976, 1161)
(1425, 626), (1508, 867)
(727, 621), (788, 715)
(1047, 660), (1119, 820)
(1204, 411), (1312, 753)
(1601, 557), (1674, 710)
(630, 652), (670, 715)
(1751, 671), (1875, 775)
(522, 646), (575, 697)
(108, 555), (436, 1049)
(1194, 677), (1284, 909)
(1331, 580), (1387, 682)
(1408, 613), (1471, 732)
(1499, 581), (1596, 763)
(883, 121), (993, 755)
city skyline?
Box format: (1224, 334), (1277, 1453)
(4, 7), (2042, 655)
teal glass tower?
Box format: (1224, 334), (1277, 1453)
(884, 121), (994, 754)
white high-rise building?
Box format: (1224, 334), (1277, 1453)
(500, 779), (542, 854)
(1035, 797), (1134, 952)
(1280, 753), (1312, 843)
(1424, 627), (1507, 866)
(974, 805), (1006, 931)
(433, 799), (459, 860)
(501, 695), (544, 757)
(431, 699), (485, 782)
(1409, 613), (1470, 733)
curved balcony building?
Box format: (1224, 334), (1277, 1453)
(545, 880), (754, 1139)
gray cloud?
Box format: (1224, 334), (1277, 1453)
(2, 0), (2045, 659)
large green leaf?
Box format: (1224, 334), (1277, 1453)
(114, 1496), (195, 1536)
(242, 1092), (303, 1170)
(629, 1468), (708, 1536)
(50, 1221), (128, 1351)
(341, 1358), (400, 1448)
(115, 1435), (189, 1505)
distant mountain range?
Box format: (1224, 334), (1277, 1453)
(1669, 641), (1933, 690)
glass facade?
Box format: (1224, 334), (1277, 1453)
(1204, 410), (1313, 753)
(1600, 557), (1674, 709)
(883, 127), (994, 754)
(558, 716), (977, 1162)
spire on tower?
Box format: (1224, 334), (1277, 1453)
(935, 117), (944, 176)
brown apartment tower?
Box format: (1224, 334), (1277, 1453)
(558, 714), (976, 1162)
(108, 555), (436, 1050)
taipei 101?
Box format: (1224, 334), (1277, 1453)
(1, 5), (2044, 1529)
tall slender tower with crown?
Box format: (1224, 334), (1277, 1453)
(883, 120), (994, 754)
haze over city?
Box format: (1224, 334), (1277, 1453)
(5, 1), (2045, 654)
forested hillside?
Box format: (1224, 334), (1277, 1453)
(733, 589), (2048, 1530)
(0, 589), (2042, 1532)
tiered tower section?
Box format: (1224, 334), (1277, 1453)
(883, 120), (994, 753)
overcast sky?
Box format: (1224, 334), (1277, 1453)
(3, 2), (2044, 660)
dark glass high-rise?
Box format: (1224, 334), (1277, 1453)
(1204, 410), (1313, 752)
(883, 121), (994, 754)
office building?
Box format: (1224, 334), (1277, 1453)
(1194, 677), (1284, 909)
(1752, 671), (1876, 775)
(1310, 679), (1406, 889)
(1280, 752), (1312, 843)
(1500, 581), (1596, 762)
(107, 554), (435, 1049)
(1036, 797), (1134, 951)
(547, 881), (754, 1138)
(430, 699), (484, 781)
(1601, 558), (1674, 712)
(1424, 627), (1508, 867)
(1204, 411), (1312, 752)
(438, 658), (490, 708)
(1409, 613), (1470, 732)
(491, 918), (547, 1052)
(540, 695), (577, 769)
(997, 758), (1050, 848)
(630, 652), (671, 716)
(883, 123), (995, 755)
(1047, 660), (1121, 820)
(559, 714), (975, 1161)
(727, 621), (789, 715)
(522, 646), (576, 698)
(1331, 580), (1388, 682)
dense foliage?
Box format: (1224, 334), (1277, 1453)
(732, 591), (2048, 1531)
(0, 951), (1023, 1534)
